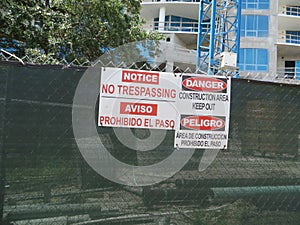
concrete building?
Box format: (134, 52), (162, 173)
(140, 0), (300, 80)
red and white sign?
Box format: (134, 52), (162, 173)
(119, 102), (158, 116)
(98, 67), (179, 129)
(122, 70), (159, 85)
(174, 74), (231, 149)
(98, 67), (231, 149)
(182, 76), (227, 92)
(180, 115), (225, 131)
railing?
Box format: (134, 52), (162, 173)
(154, 21), (199, 32)
(276, 67), (300, 80)
(153, 21), (212, 33)
(278, 32), (300, 45)
(282, 5), (300, 17)
(285, 32), (300, 44)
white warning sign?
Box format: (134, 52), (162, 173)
(98, 68), (231, 150)
(174, 75), (231, 149)
(98, 67), (180, 129)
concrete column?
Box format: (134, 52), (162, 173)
(268, 0), (278, 77)
(158, 7), (166, 31)
(166, 61), (174, 72)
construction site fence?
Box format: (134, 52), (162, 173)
(0, 61), (299, 225)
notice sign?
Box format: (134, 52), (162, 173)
(174, 75), (231, 149)
(98, 67), (180, 129)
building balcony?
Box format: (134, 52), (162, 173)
(285, 32), (300, 44)
(141, 1), (200, 21)
(278, 31), (300, 44)
(277, 31), (300, 59)
(278, 31), (300, 45)
(278, 6), (300, 36)
(281, 5), (300, 16)
(276, 67), (300, 80)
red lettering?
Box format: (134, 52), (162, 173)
(122, 70), (160, 85)
(101, 84), (115, 94)
(181, 116), (225, 131)
(182, 77), (227, 92)
(120, 102), (158, 116)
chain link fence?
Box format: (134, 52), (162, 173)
(1, 49), (300, 84)
(0, 51), (300, 225)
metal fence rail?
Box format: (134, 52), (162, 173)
(0, 60), (299, 225)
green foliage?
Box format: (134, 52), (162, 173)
(0, 0), (163, 62)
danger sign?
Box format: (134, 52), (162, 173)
(180, 115), (225, 131)
(174, 74), (231, 149)
(182, 76), (228, 93)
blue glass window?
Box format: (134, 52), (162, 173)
(239, 48), (268, 71)
(242, 0), (269, 10)
(296, 61), (300, 80)
(241, 15), (269, 37)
